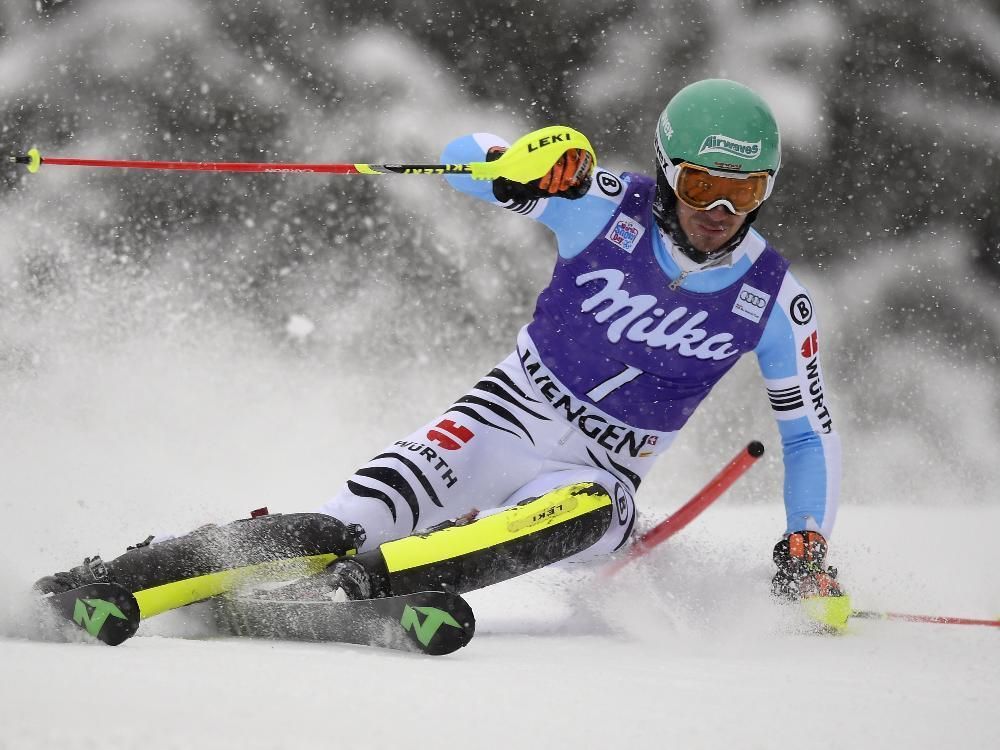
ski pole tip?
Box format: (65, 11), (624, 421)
(747, 440), (765, 458)
(10, 148), (42, 173)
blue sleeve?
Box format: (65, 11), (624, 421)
(755, 272), (842, 538)
(441, 133), (502, 203)
(537, 189), (620, 259)
(440, 133), (622, 259)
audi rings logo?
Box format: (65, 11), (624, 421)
(740, 290), (768, 308)
(732, 283), (771, 324)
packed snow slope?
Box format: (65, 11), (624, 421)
(0, 320), (996, 750)
(1, 508), (997, 750)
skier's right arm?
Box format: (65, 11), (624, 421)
(441, 133), (623, 258)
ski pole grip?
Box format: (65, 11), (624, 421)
(469, 125), (596, 182)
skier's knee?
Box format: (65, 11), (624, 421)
(317, 483), (413, 550)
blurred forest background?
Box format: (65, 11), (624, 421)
(0, 0), (997, 524)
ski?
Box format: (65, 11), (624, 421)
(38, 582), (141, 646)
(215, 590), (476, 656)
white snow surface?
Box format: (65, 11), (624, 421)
(1, 316), (997, 750)
(2, 507), (997, 750)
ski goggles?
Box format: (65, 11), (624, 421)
(670, 162), (773, 215)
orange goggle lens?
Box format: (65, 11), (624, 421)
(674, 163), (769, 215)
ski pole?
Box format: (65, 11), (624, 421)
(851, 610), (1000, 628)
(603, 440), (765, 578)
(7, 125), (595, 184)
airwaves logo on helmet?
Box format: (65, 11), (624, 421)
(697, 134), (762, 160)
(658, 111), (674, 139)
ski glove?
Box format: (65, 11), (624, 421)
(487, 145), (593, 203)
(771, 530), (844, 600)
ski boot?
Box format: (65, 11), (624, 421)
(235, 557), (377, 602)
(33, 512), (365, 618)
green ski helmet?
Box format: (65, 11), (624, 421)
(654, 79), (781, 212)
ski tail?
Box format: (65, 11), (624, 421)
(212, 482), (610, 655)
(217, 591), (475, 655)
(39, 583), (141, 646)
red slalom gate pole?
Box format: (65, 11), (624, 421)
(851, 610), (1000, 628)
(603, 440), (765, 578)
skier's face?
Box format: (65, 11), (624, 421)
(675, 201), (748, 254)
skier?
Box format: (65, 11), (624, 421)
(35, 79), (845, 626)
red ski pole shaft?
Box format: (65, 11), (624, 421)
(32, 157), (363, 173)
(11, 153), (465, 175)
(851, 610), (1000, 628)
(603, 440), (765, 578)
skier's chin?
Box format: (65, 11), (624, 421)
(685, 229), (734, 255)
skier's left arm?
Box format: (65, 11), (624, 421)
(754, 272), (842, 538)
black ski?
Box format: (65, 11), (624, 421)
(215, 591), (476, 656)
(39, 582), (141, 646)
